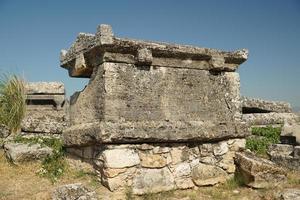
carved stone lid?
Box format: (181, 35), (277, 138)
(60, 24), (248, 78)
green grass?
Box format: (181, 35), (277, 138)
(0, 74), (26, 134)
(246, 126), (281, 155)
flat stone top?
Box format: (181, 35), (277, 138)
(60, 24), (248, 75)
(26, 82), (65, 94)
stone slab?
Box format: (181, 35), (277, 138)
(4, 142), (53, 163)
(60, 25), (248, 77)
(63, 121), (249, 146)
(26, 82), (65, 94)
(242, 113), (299, 126)
(22, 109), (67, 134)
(242, 97), (292, 113)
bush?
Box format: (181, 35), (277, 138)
(246, 126), (281, 155)
(0, 74), (26, 134)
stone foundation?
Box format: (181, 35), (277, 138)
(67, 138), (245, 194)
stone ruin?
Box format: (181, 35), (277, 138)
(59, 24), (251, 194)
(21, 82), (68, 137)
(241, 97), (298, 127)
(241, 97), (300, 171)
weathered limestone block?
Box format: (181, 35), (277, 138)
(213, 141), (229, 156)
(139, 151), (171, 168)
(267, 144), (294, 157)
(217, 151), (236, 173)
(132, 167), (175, 195)
(191, 163), (228, 186)
(26, 82), (65, 94)
(22, 109), (67, 134)
(242, 97), (292, 113)
(267, 144), (300, 171)
(227, 138), (246, 151)
(4, 142), (53, 164)
(52, 183), (97, 200)
(281, 122), (300, 144)
(61, 24), (249, 146)
(242, 113), (299, 126)
(235, 151), (287, 188)
(172, 162), (194, 189)
(96, 148), (140, 168)
(22, 82), (68, 135)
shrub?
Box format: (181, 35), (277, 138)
(246, 126), (281, 155)
(0, 74), (26, 134)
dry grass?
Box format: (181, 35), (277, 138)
(0, 74), (26, 134)
(0, 150), (109, 200)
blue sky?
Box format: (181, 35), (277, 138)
(0, 0), (299, 108)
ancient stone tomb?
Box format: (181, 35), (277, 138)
(22, 82), (68, 136)
(60, 24), (249, 194)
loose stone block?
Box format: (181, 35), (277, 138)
(235, 151), (287, 188)
(52, 183), (97, 200)
(4, 142), (53, 164)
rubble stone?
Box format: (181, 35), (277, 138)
(4, 142), (53, 164)
(52, 183), (97, 200)
(235, 151), (287, 188)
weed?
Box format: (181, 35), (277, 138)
(246, 126), (281, 155)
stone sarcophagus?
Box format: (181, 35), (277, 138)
(61, 24), (249, 193)
(61, 24), (249, 146)
(22, 82), (68, 136)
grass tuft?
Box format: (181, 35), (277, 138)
(0, 74), (26, 134)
